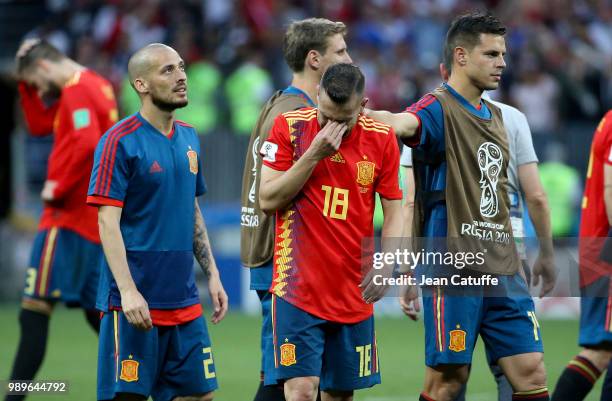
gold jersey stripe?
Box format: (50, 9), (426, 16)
(358, 122), (389, 134)
(38, 227), (58, 296)
(359, 118), (390, 130)
(283, 109), (316, 118)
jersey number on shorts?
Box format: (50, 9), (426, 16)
(321, 185), (349, 220)
(24, 268), (37, 296)
(355, 344), (372, 377)
(202, 347), (216, 379)
(527, 311), (541, 341)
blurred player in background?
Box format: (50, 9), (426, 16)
(6, 38), (118, 401)
(87, 43), (227, 401)
(399, 61), (554, 401)
(369, 12), (555, 401)
(259, 63), (403, 401)
(239, 17), (351, 401)
(551, 110), (612, 401)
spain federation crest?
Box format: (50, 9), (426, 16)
(449, 328), (467, 352)
(280, 342), (297, 366)
(120, 358), (139, 382)
(187, 149), (198, 175)
(356, 159), (375, 186)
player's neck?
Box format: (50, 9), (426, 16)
(446, 76), (483, 107)
(291, 72), (318, 106)
(56, 60), (85, 87)
(140, 103), (175, 136)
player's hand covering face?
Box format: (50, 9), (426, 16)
(140, 47), (188, 111)
(317, 88), (365, 133)
(463, 33), (506, 91)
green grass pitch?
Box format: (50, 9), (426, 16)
(0, 305), (603, 400)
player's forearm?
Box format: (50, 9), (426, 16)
(18, 82), (57, 135)
(605, 187), (612, 227)
(259, 153), (320, 213)
(366, 110), (419, 139)
(402, 167), (415, 238)
(193, 200), (218, 278)
(525, 194), (554, 256)
(98, 208), (136, 293)
(381, 199), (404, 272)
(402, 202), (414, 238)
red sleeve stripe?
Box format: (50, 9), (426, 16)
(86, 195), (124, 207)
(97, 119), (141, 196)
(405, 94), (436, 113)
(95, 116), (138, 194)
(100, 123), (141, 196)
(97, 117), (140, 195)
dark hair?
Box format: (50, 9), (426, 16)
(17, 39), (64, 73)
(283, 18), (347, 73)
(320, 63), (364, 105)
(443, 12), (506, 72)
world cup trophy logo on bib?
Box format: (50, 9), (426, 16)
(477, 142), (503, 217)
(248, 137), (260, 203)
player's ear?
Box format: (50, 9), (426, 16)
(37, 58), (52, 72)
(133, 78), (148, 95)
(455, 47), (467, 67)
(306, 50), (321, 71)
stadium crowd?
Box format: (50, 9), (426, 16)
(20, 0), (610, 137)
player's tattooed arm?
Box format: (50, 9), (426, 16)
(193, 199), (214, 277)
(193, 199), (229, 323)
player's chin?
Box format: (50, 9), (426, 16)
(483, 81), (500, 91)
(172, 98), (189, 109)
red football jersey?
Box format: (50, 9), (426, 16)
(262, 107), (402, 323)
(20, 70), (118, 243)
(579, 110), (612, 286)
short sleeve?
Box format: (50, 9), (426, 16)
(261, 114), (294, 171)
(375, 129), (403, 200)
(403, 95), (443, 150)
(87, 134), (130, 207)
(400, 145), (413, 167)
(513, 110), (539, 166)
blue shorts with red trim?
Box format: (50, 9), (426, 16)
(272, 295), (381, 392)
(97, 311), (218, 401)
(579, 276), (612, 348)
(422, 273), (543, 367)
(23, 227), (101, 309)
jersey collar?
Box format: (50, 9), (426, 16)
(443, 83), (491, 120)
(136, 112), (177, 140)
(282, 86), (315, 107)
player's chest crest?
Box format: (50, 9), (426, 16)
(186, 146), (198, 175)
(325, 152), (377, 194)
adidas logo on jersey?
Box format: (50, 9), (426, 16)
(330, 152), (345, 163)
(149, 161), (163, 173)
